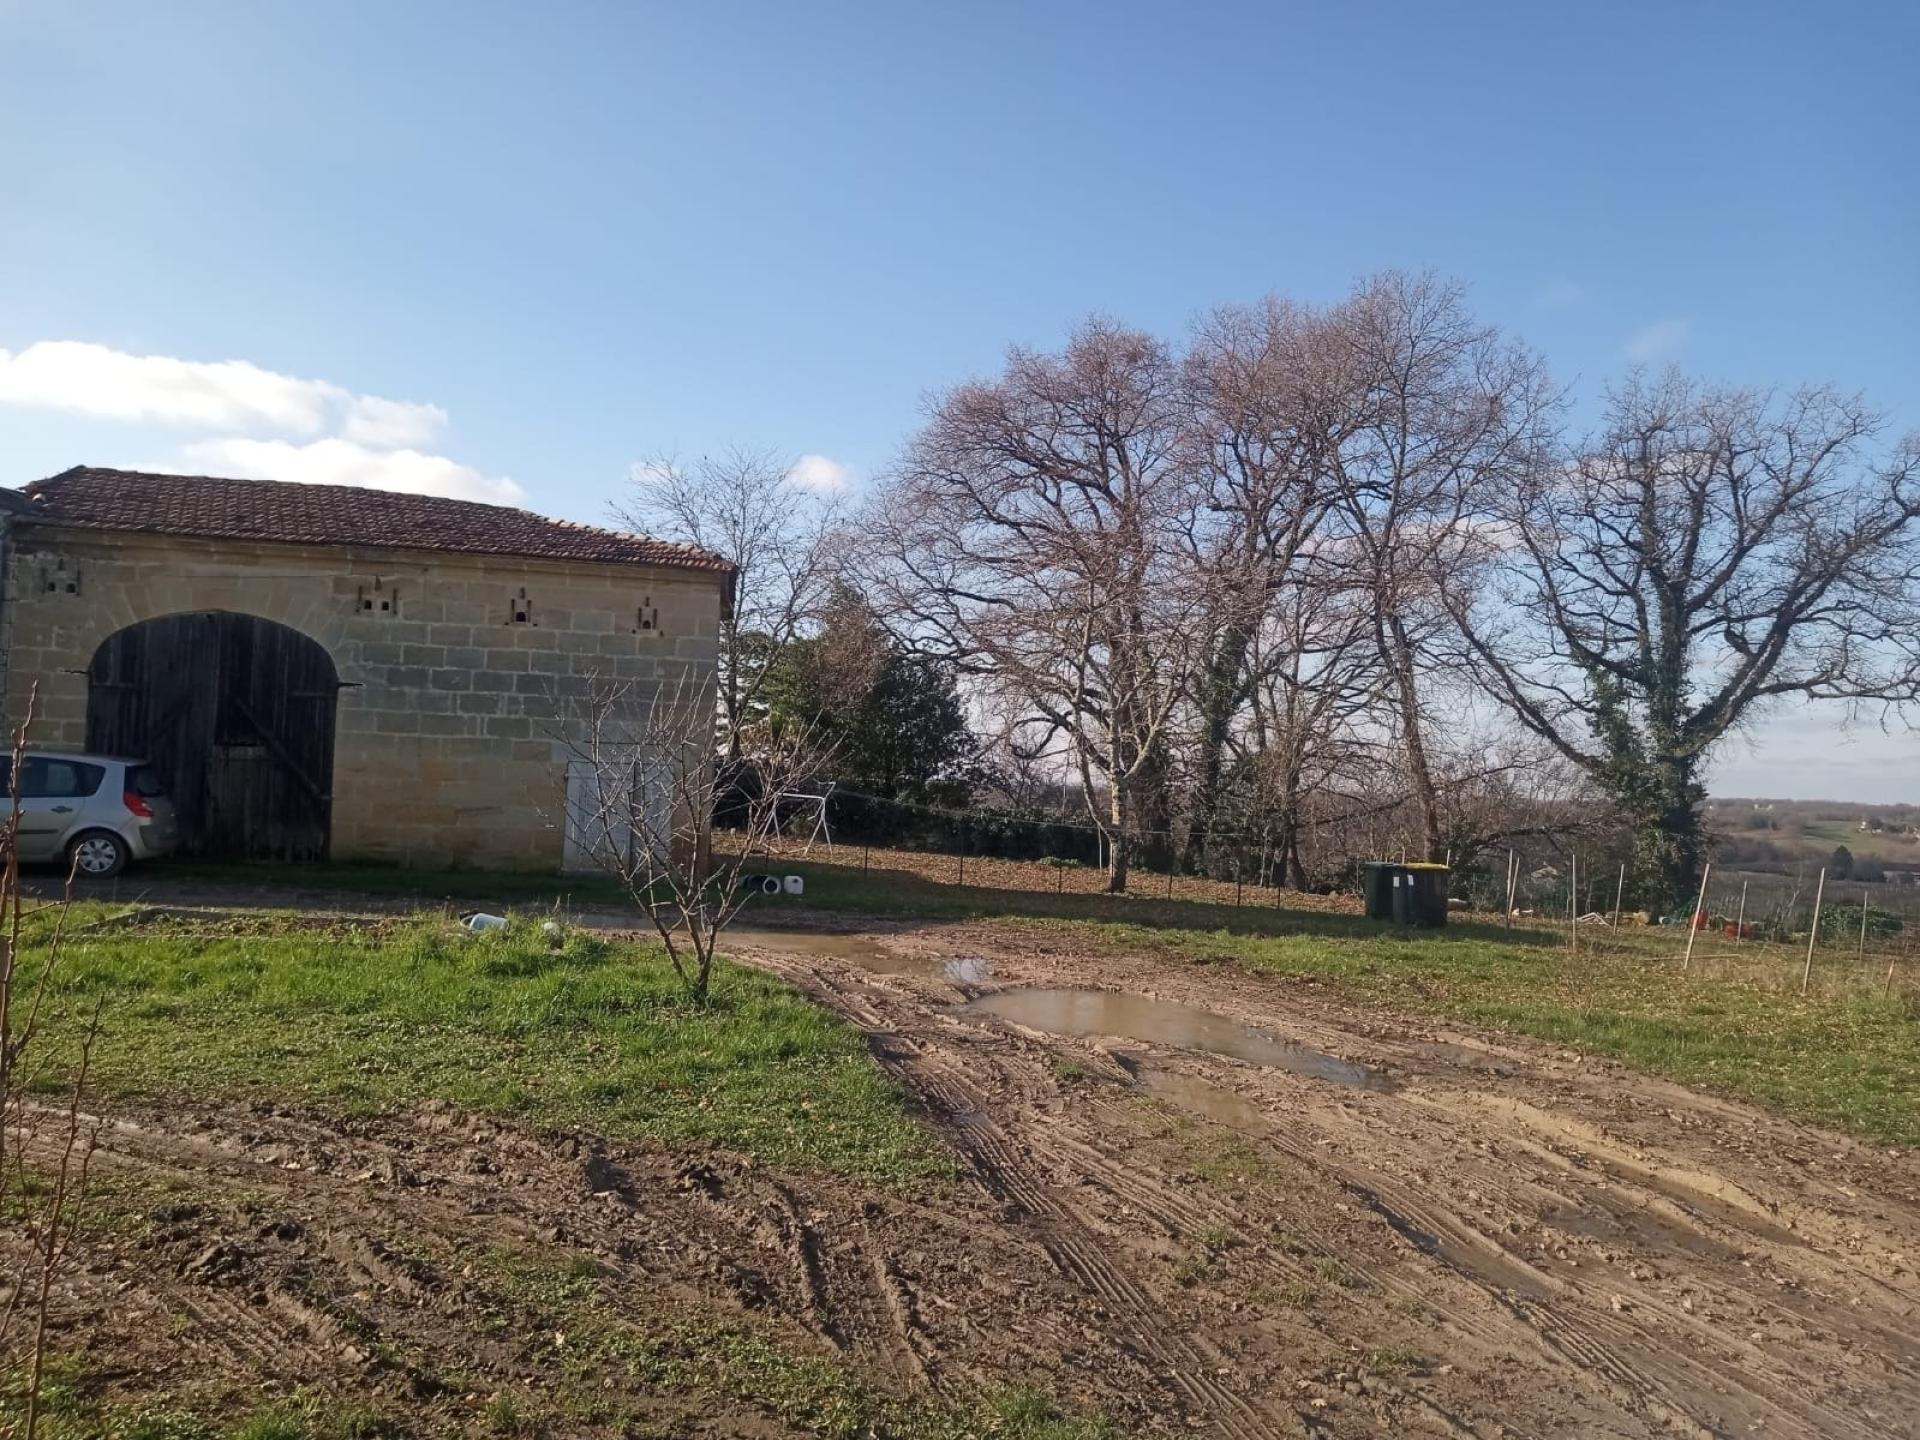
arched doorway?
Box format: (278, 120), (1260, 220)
(86, 613), (339, 861)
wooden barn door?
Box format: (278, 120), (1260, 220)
(87, 613), (338, 861)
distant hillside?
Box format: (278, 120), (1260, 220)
(1708, 797), (1920, 878)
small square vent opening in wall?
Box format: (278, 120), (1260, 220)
(636, 596), (660, 633)
(510, 587), (534, 625)
(357, 581), (399, 615)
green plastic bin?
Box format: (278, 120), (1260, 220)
(1364, 861), (1451, 927)
(1399, 863), (1451, 927)
(1361, 862), (1399, 920)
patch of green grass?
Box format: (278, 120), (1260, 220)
(22, 908), (948, 1183)
(1367, 1343), (1422, 1374)
(1310, 1255), (1361, 1289)
(1194, 1224), (1237, 1257)
(481, 1390), (534, 1436)
(1170, 1253), (1213, 1287)
(0, 1368), (324, 1440)
(227, 1413), (307, 1440)
(1263, 1278), (1315, 1309)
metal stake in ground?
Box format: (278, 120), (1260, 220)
(1682, 863), (1712, 973)
(1801, 867), (1827, 995)
(1612, 862), (1625, 933)
(1735, 879), (1748, 941)
(1858, 886), (1870, 961)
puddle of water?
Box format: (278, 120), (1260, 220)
(1138, 1069), (1275, 1128)
(943, 954), (992, 984)
(962, 988), (1389, 1090)
(720, 927), (993, 984)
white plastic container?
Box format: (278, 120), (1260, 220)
(783, 875), (805, 896)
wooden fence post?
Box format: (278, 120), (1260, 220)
(1612, 862), (1626, 932)
(1802, 868), (1827, 995)
(1735, 879), (1747, 942)
(1682, 863), (1712, 973)
(1858, 887), (1870, 961)
(1504, 849), (1517, 932)
(1570, 853), (1580, 954)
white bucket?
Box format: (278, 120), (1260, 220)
(783, 875), (805, 896)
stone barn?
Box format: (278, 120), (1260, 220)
(0, 467), (732, 870)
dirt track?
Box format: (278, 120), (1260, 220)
(736, 920), (1920, 1438)
(18, 913), (1920, 1436)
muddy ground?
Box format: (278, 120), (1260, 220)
(15, 911), (1920, 1437)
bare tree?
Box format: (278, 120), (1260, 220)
(1178, 297), (1358, 871)
(1234, 577), (1380, 887)
(868, 320), (1207, 891)
(613, 449), (843, 758)
(559, 670), (830, 1001)
(1450, 373), (1920, 911)
(1324, 272), (1556, 862)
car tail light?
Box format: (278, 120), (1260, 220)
(123, 789), (153, 819)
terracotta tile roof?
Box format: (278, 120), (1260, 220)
(15, 467), (732, 574)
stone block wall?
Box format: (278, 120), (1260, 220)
(0, 526), (725, 870)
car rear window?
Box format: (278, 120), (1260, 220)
(16, 757), (107, 799)
(128, 765), (167, 798)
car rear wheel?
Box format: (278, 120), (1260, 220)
(68, 830), (130, 878)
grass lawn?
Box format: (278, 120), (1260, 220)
(52, 848), (1920, 1149)
(21, 907), (946, 1183)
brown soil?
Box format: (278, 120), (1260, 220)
(14, 914), (1920, 1437)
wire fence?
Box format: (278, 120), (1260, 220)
(718, 801), (1918, 1004)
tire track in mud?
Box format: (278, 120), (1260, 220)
(1171, 1059), (1913, 1440)
(42, 1091), (1197, 1436)
(779, 959), (1302, 1440)
(746, 935), (1920, 1440)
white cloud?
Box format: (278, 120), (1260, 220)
(1624, 318), (1692, 363)
(0, 339), (446, 445)
(0, 337), (515, 506)
(339, 394), (448, 449)
(181, 437), (524, 507)
(787, 453), (851, 494)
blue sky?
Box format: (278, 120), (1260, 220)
(2, 1), (1916, 799)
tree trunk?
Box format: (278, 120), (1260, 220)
(1272, 768), (1309, 890)
(1632, 756), (1706, 917)
(1106, 781), (1132, 893)
(1381, 612), (1444, 861)
(1184, 621), (1253, 873)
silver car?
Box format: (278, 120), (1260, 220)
(5, 751), (179, 877)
